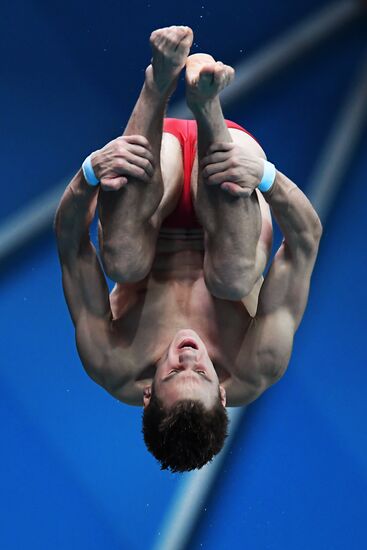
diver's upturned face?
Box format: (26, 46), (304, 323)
(152, 329), (225, 410)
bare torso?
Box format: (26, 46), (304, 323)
(104, 191), (271, 406)
(77, 126), (273, 406)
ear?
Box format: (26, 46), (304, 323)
(143, 385), (152, 408)
(219, 385), (226, 407)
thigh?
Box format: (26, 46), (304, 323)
(97, 132), (184, 282)
(150, 132), (184, 228)
(190, 128), (273, 274)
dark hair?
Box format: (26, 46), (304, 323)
(142, 388), (229, 473)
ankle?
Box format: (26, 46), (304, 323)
(188, 96), (222, 120)
(144, 65), (178, 100)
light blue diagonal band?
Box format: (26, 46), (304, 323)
(258, 159), (276, 192)
(82, 154), (100, 186)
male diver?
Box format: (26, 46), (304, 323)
(55, 26), (322, 472)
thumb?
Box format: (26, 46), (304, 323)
(100, 176), (128, 192)
(220, 182), (252, 198)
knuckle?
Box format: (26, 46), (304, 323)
(117, 158), (127, 170)
(205, 274), (248, 301)
(136, 166), (146, 177)
(139, 135), (149, 146)
(117, 142), (127, 155)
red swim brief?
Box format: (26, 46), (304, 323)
(161, 118), (259, 229)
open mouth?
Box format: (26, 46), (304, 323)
(178, 339), (198, 350)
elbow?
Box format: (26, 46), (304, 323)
(309, 216), (323, 251)
(299, 216), (323, 254)
(313, 215), (323, 242)
(54, 207), (62, 235)
(54, 206), (69, 240)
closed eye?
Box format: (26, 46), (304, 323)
(163, 369), (211, 382)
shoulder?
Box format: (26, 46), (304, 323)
(75, 313), (132, 393)
(228, 310), (294, 405)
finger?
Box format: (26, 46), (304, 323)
(206, 142), (234, 155)
(214, 68), (226, 86)
(176, 27), (193, 50)
(100, 177), (128, 192)
(202, 160), (232, 178)
(220, 182), (252, 198)
(121, 152), (155, 177)
(205, 168), (240, 186)
(201, 152), (231, 168)
(122, 161), (151, 183)
(205, 171), (228, 186)
(112, 159), (151, 182)
(120, 135), (152, 149)
(125, 144), (155, 166)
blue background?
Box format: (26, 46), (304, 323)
(1, 1), (366, 549)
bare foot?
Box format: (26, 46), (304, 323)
(186, 53), (235, 109)
(146, 25), (193, 96)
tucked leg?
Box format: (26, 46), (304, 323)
(190, 128), (273, 299)
(186, 54), (266, 300)
(98, 26), (193, 283)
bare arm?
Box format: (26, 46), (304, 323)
(54, 169), (124, 389)
(231, 171), (322, 405)
(54, 136), (155, 390)
(55, 170), (108, 324)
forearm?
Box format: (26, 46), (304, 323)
(54, 169), (98, 249)
(263, 170), (322, 252)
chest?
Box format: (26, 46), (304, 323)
(110, 272), (253, 377)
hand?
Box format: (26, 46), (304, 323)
(91, 135), (155, 191)
(201, 142), (263, 198)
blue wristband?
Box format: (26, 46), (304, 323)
(258, 159), (276, 192)
(82, 154), (99, 186)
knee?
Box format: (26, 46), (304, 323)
(101, 244), (152, 283)
(204, 263), (258, 301)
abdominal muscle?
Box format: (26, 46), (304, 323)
(108, 229), (260, 402)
